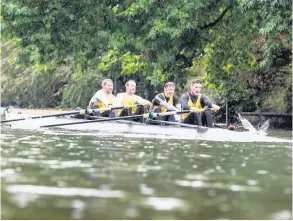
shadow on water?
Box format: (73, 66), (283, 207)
(1, 127), (292, 220)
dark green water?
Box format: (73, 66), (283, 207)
(1, 127), (292, 219)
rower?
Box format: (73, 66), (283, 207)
(150, 81), (181, 122)
(88, 79), (116, 117)
(114, 80), (151, 121)
(181, 79), (220, 127)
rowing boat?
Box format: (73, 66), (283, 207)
(3, 110), (291, 143)
(4, 112), (291, 142)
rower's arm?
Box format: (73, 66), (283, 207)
(201, 95), (213, 108)
(201, 95), (220, 111)
(154, 94), (178, 111)
(135, 95), (152, 106)
(173, 96), (182, 110)
(211, 103), (221, 111)
(181, 93), (190, 110)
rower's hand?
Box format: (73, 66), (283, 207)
(190, 107), (200, 113)
(212, 104), (220, 112)
(144, 101), (152, 106)
(123, 104), (130, 108)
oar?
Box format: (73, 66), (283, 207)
(41, 110), (192, 128)
(213, 124), (227, 129)
(146, 119), (209, 132)
(1, 105), (128, 123)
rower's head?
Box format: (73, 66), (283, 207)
(164, 82), (175, 98)
(189, 79), (202, 96)
(125, 80), (136, 95)
(101, 79), (113, 94)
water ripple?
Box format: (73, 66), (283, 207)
(142, 197), (188, 211)
(7, 185), (125, 198)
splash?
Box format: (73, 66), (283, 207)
(237, 113), (257, 133)
(237, 113), (270, 136)
(257, 120), (270, 136)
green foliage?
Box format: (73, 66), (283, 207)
(195, 0), (291, 112)
(1, 41), (72, 108)
(61, 72), (104, 108)
(1, 0), (291, 114)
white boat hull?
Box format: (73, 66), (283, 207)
(3, 112), (291, 143)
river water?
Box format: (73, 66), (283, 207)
(1, 127), (292, 219)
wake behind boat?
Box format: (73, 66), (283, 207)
(3, 110), (291, 143)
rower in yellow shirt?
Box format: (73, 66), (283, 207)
(181, 79), (220, 127)
(114, 80), (151, 121)
(88, 79), (116, 117)
(150, 81), (181, 122)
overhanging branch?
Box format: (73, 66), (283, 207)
(200, 0), (234, 30)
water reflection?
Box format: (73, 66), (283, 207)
(1, 127), (292, 219)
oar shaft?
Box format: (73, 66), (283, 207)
(41, 110), (184, 128)
(1, 105), (126, 123)
(40, 108), (213, 128)
(147, 119), (208, 129)
(1, 117), (26, 123)
(1, 111), (81, 123)
(0, 111), (81, 123)
(41, 114), (145, 128)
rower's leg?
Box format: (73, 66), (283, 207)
(153, 108), (161, 113)
(133, 106), (144, 122)
(166, 114), (175, 122)
(100, 111), (108, 117)
(94, 112), (102, 117)
(127, 108), (132, 116)
(193, 112), (203, 126)
(184, 113), (202, 125)
(144, 106), (150, 113)
(134, 106), (144, 115)
(101, 110), (115, 118)
(183, 113), (194, 124)
(108, 111), (116, 118)
(119, 109), (129, 117)
(202, 110), (213, 127)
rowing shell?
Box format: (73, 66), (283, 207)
(3, 111), (291, 143)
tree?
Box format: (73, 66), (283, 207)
(2, 0), (291, 113)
